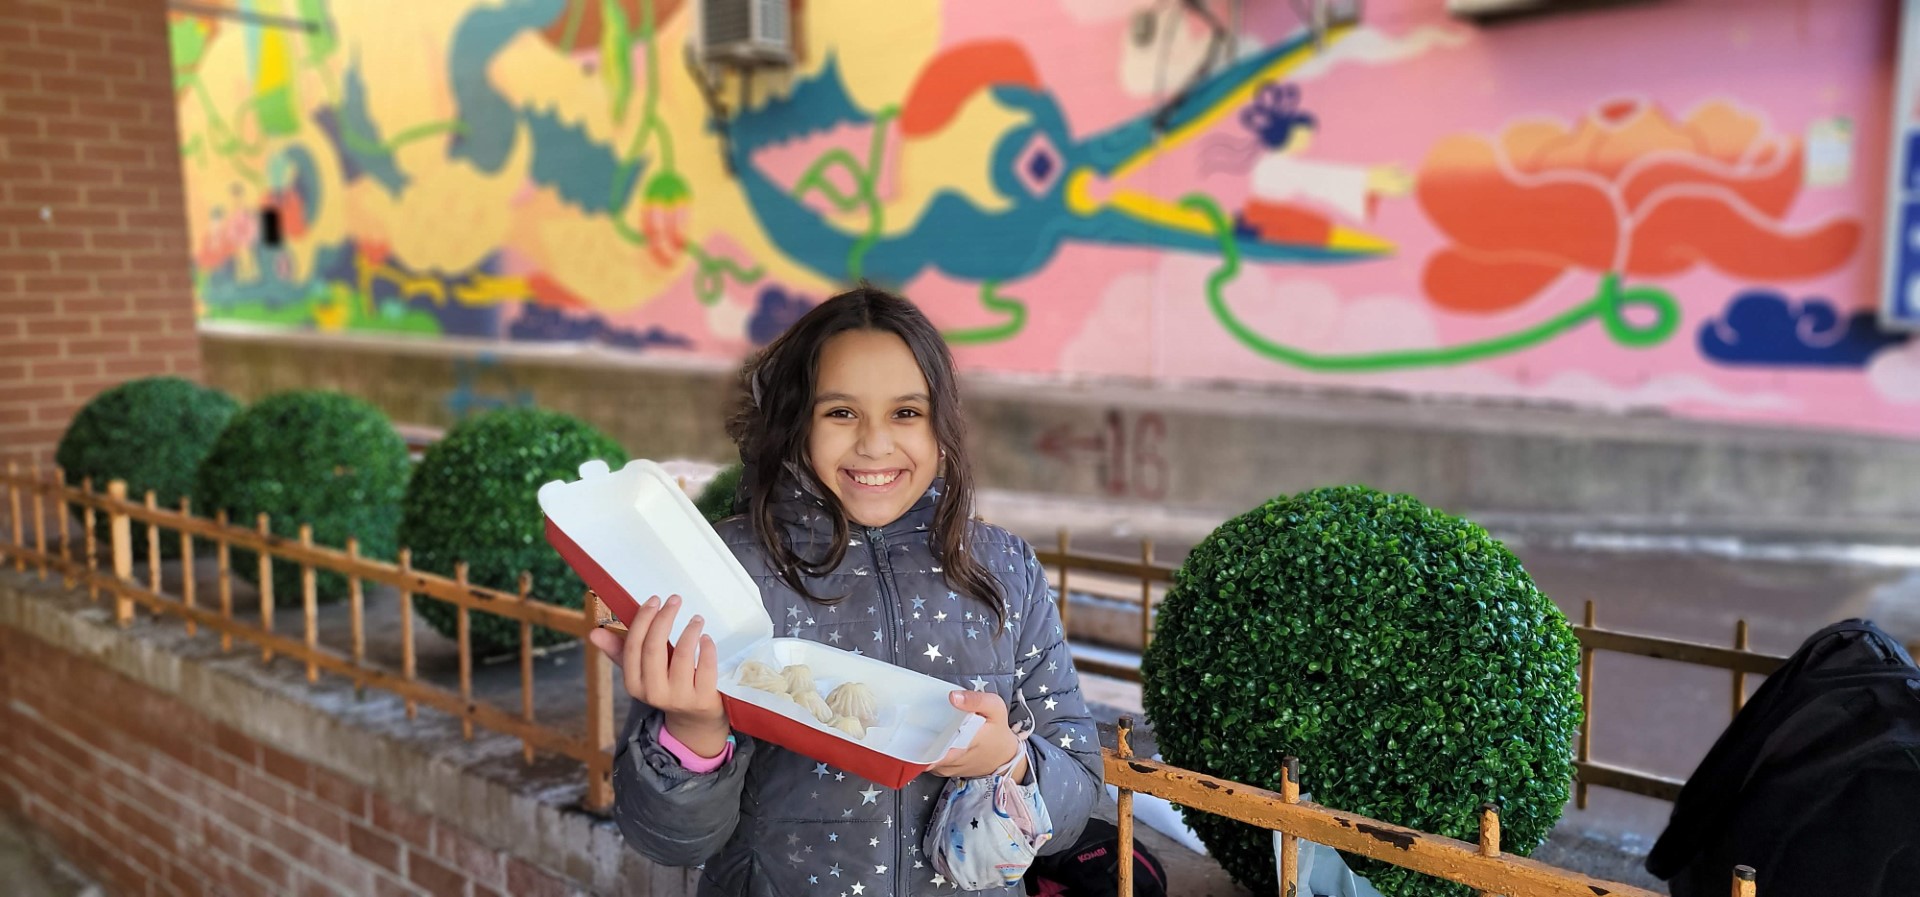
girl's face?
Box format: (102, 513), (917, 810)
(807, 329), (940, 528)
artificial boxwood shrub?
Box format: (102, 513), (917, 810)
(55, 376), (240, 560)
(695, 463), (743, 523)
(399, 408), (628, 655)
(1141, 485), (1582, 897)
(193, 391), (410, 605)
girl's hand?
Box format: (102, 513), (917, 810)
(929, 691), (1029, 781)
(587, 595), (731, 757)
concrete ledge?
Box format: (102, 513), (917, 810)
(202, 327), (1920, 534)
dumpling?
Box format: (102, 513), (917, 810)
(793, 689), (836, 723)
(735, 660), (787, 693)
(827, 682), (879, 727)
(828, 714), (868, 740)
(780, 664), (817, 698)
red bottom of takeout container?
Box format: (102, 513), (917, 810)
(545, 515), (934, 788)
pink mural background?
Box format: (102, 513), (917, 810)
(180, 0), (1918, 437)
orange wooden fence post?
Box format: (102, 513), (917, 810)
(584, 589), (615, 812)
(1139, 537), (1154, 650)
(108, 480), (133, 627)
(178, 497), (196, 635)
(456, 561), (474, 740)
(1731, 620), (1750, 715)
(256, 512), (274, 662)
(215, 508), (232, 650)
(300, 524), (318, 683)
(82, 477), (98, 601)
(1116, 716), (1136, 897)
(1280, 757), (1301, 897)
(55, 466), (73, 587)
(7, 461), (22, 572)
(1476, 803), (1502, 897)
(400, 547), (417, 720)
(31, 466), (47, 579)
(518, 570), (536, 764)
(143, 490), (159, 592)
(1577, 599), (1596, 810)
(347, 536), (365, 695)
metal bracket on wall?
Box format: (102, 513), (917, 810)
(1150, 0), (1237, 135)
(684, 45), (738, 177)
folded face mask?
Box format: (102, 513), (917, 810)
(924, 694), (1054, 890)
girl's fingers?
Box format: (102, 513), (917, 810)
(670, 615), (707, 691)
(692, 634), (719, 699)
(587, 628), (626, 665)
(640, 596), (679, 696)
(623, 597), (662, 699)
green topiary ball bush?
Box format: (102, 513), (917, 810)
(399, 407), (628, 655)
(55, 376), (241, 560)
(695, 463), (743, 523)
(193, 391), (410, 606)
(1141, 485), (1582, 897)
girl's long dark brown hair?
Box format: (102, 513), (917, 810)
(724, 284), (1005, 624)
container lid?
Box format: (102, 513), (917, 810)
(538, 459), (772, 662)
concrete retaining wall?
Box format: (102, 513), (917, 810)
(202, 326), (1920, 536)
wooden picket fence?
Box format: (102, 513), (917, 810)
(0, 464), (1771, 897)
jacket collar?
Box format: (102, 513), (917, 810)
(751, 461), (944, 540)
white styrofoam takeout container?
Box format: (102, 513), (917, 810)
(537, 459), (983, 788)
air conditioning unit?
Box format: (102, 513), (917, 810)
(700, 0), (791, 67)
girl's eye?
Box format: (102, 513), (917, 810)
(824, 408), (855, 419)
(895, 408), (923, 419)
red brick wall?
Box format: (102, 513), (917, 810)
(0, 0), (202, 469)
(0, 626), (584, 897)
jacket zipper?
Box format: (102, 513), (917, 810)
(865, 526), (908, 897)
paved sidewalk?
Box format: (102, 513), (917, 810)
(0, 810), (97, 897)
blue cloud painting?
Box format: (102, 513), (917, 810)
(1698, 290), (1908, 368)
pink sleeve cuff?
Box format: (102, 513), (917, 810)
(659, 725), (733, 773)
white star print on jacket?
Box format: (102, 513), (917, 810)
(609, 475), (1102, 897)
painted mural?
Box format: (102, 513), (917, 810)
(172, 0), (1916, 437)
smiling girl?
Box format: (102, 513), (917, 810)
(588, 285), (1102, 896)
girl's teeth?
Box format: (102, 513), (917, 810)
(853, 471), (897, 486)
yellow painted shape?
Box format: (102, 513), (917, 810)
(805, 0), (940, 114)
(1326, 225), (1394, 254)
(515, 186), (658, 310)
(329, 0), (465, 170)
(453, 273), (532, 306)
(875, 91), (1022, 236)
(491, 29), (622, 147)
(386, 127), (530, 275)
(1107, 189), (1214, 234)
(256, 17), (291, 92)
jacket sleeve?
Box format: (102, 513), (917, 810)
(1010, 541), (1105, 854)
(610, 699), (758, 867)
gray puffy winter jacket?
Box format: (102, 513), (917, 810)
(611, 477), (1105, 896)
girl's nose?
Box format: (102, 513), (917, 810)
(856, 420), (893, 457)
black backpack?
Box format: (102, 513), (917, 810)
(1024, 817), (1169, 897)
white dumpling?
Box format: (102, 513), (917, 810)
(735, 660), (786, 693)
(781, 664), (817, 698)
(793, 689), (836, 723)
(827, 682), (879, 727)
(829, 714), (868, 740)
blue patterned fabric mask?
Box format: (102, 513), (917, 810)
(924, 691), (1054, 890)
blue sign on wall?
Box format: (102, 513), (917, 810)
(1885, 1), (1920, 330)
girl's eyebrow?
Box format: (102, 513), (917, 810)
(814, 392), (931, 405)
